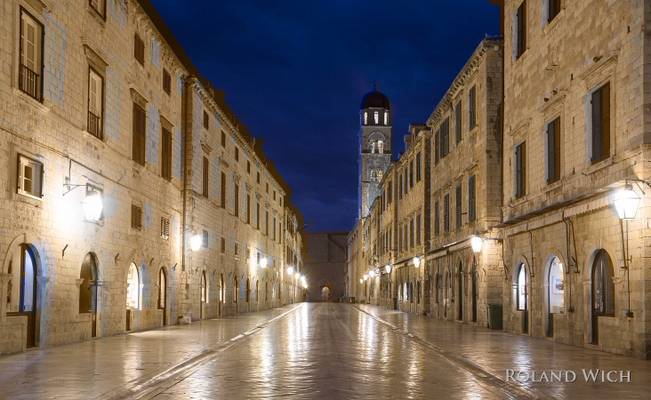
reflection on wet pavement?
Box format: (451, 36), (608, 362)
(0, 303), (650, 400)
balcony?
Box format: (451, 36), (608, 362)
(87, 111), (102, 139)
(19, 64), (40, 101)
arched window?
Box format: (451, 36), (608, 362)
(516, 263), (527, 311)
(370, 170), (376, 181)
(126, 262), (140, 310)
(548, 257), (564, 313)
(246, 278), (251, 303)
(377, 170), (383, 182)
(592, 250), (615, 316)
(364, 112), (368, 125)
(80, 253), (98, 313)
(201, 271), (208, 303)
(220, 273), (225, 304)
(374, 111), (379, 124)
(370, 140), (376, 154)
(377, 140), (384, 154)
(158, 268), (166, 309)
(384, 111), (388, 125)
(233, 277), (238, 303)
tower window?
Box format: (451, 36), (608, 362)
(374, 111), (379, 124)
(378, 140), (384, 154)
(384, 112), (388, 125)
(364, 112), (368, 125)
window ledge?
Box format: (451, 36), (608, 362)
(543, 179), (563, 194)
(584, 155), (614, 175)
(12, 87), (47, 112)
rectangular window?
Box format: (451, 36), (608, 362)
(247, 160), (251, 174)
(134, 33), (145, 66)
(515, 141), (527, 198)
(273, 217), (277, 241)
(17, 154), (43, 198)
(161, 127), (172, 181)
(256, 171), (261, 184)
(434, 129), (440, 164)
(162, 68), (171, 95)
(444, 194), (450, 233)
(416, 214), (421, 245)
(409, 218), (414, 248)
(246, 194), (251, 224)
(203, 110), (209, 130)
(416, 152), (421, 182)
(234, 183), (239, 217)
(256, 202), (260, 229)
(409, 160), (414, 189)
(399, 173), (403, 200)
(455, 100), (462, 143)
(235, 147), (239, 161)
(221, 237), (226, 253)
(160, 216), (170, 240)
(265, 210), (269, 236)
(202, 229), (208, 248)
(87, 68), (104, 139)
(89, 0), (106, 18)
(19, 9), (44, 101)
(221, 131), (226, 147)
(202, 157), (209, 197)
(468, 175), (476, 223)
(220, 172), (226, 207)
(387, 181), (393, 204)
(132, 103), (146, 165)
(469, 86), (477, 130)
(548, 0), (561, 22)
(455, 183), (462, 229)
(546, 117), (561, 183)
(590, 82), (610, 164)
(131, 204), (143, 230)
(440, 118), (450, 158)
(515, 1), (527, 59)
(434, 200), (440, 236)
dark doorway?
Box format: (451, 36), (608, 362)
(79, 253), (99, 337)
(591, 250), (614, 345)
(6, 245), (39, 348)
(457, 263), (463, 321)
(516, 263), (528, 334)
(471, 265), (477, 323)
(158, 268), (167, 326)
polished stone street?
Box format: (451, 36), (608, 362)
(0, 303), (649, 400)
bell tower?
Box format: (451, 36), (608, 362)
(358, 85), (392, 218)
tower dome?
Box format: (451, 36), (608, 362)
(360, 89), (390, 110)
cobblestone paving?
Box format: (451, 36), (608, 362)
(0, 303), (649, 399)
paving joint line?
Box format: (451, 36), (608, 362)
(96, 304), (304, 400)
(353, 305), (548, 400)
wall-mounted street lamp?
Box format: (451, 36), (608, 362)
(190, 234), (203, 252)
(470, 235), (484, 254)
(613, 184), (640, 220)
(359, 278), (363, 284)
(363, 273), (369, 281)
(259, 257), (268, 269)
(82, 189), (103, 222)
(385, 264), (392, 274)
(369, 269), (377, 278)
(287, 266), (295, 276)
(412, 256), (421, 268)
(613, 183), (640, 318)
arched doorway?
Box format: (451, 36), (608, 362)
(546, 257), (564, 337)
(321, 286), (331, 301)
(126, 262), (140, 331)
(246, 278), (251, 303)
(79, 253), (99, 337)
(591, 250), (614, 344)
(200, 271), (207, 319)
(516, 263), (528, 334)
(158, 268), (167, 326)
(471, 264), (477, 323)
(6, 244), (39, 348)
(457, 262), (464, 321)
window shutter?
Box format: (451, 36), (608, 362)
(601, 83), (611, 161)
(162, 128), (172, 180)
(455, 101), (462, 143)
(468, 175), (476, 222)
(546, 120), (555, 183)
(132, 103), (146, 165)
(202, 157), (209, 197)
(591, 87), (603, 163)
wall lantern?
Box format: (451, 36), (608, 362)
(373, 267), (380, 276)
(82, 189), (103, 222)
(259, 257), (268, 269)
(190, 234), (203, 252)
(287, 266), (295, 276)
(412, 256), (421, 268)
(613, 184), (640, 220)
(385, 264), (392, 274)
(363, 273), (369, 281)
(359, 278), (363, 284)
(470, 235), (484, 254)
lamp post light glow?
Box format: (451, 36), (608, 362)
(287, 266), (295, 276)
(385, 264), (392, 274)
(363, 273), (368, 281)
(190, 234), (203, 252)
(470, 235), (484, 254)
(412, 256), (421, 268)
(369, 269), (376, 278)
(260, 257), (268, 269)
(613, 184), (641, 220)
(82, 191), (103, 221)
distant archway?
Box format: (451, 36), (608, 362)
(321, 286), (331, 302)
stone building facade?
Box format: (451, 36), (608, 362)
(0, 0), (302, 355)
(347, 1), (651, 359)
(302, 232), (347, 302)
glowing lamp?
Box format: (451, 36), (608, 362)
(260, 257), (268, 269)
(190, 234), (203, 252)
(412, 256), (421, 268)
(82, 191), (103, 221)
(385, 264), (392, 274)
(470, 235), (484, 254)
(613, 184), (640, 220)
(287, 266), (295, 276)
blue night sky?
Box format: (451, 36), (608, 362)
(152, 0), (500, 232)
